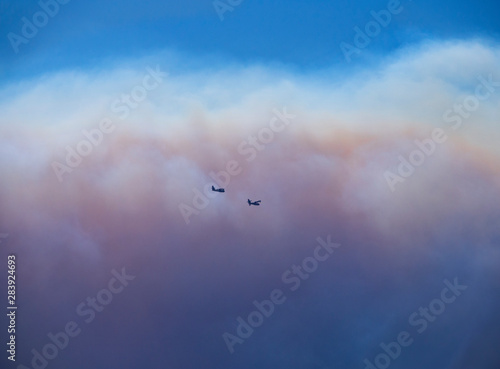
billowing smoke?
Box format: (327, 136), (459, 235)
(0, 39), (499, 369)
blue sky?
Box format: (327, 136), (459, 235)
(1, 0), (499, 83)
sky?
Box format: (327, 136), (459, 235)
(1, 1), (500, 369)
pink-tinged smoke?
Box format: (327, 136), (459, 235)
(0, 40), (499, 369)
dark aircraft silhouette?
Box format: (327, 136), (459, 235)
(248, 199), (261, 206)
(212, 186), (225, 193)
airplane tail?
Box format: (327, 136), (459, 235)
(212, 185), (215, 191)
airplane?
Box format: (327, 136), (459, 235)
(248, 199), (261, 206)
(212, 185), (225, 193)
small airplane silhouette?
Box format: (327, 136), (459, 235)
(212, 185), (225, 193)
(248, 199), (261, 206)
